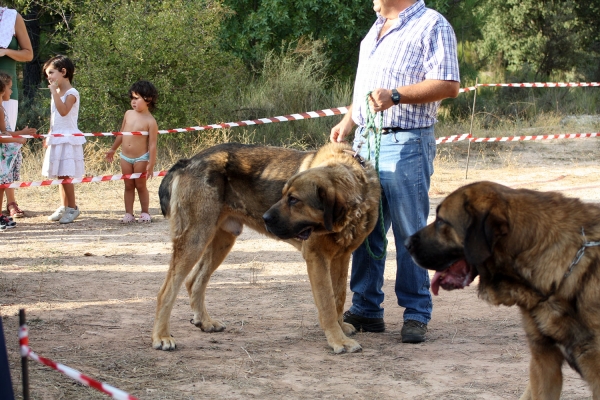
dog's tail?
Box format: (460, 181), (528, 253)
(159, 158), (191, 218)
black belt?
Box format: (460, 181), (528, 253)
(381, 127), (408, 134)
(380, 126), (431, 134)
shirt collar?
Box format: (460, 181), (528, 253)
(375, 0), (425, 24)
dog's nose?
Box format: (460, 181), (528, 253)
(262, 210), (275, 225)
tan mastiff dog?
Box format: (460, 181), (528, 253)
(153, 142), (380, 354)
(406, 181), (600, 399)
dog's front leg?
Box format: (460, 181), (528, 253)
(330, 252), (356, 336)
(303, 245), (361, 354)
(520, 339), (563, 400)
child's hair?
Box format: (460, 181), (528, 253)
(0, 72), (10, 93)
(129, 80), (158, 111)
(43, 55), (75, 82)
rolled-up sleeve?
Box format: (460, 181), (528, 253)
(423, 23), (460, 82)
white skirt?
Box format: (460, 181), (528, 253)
(42, 143), (85, 179)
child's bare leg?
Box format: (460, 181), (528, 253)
(58, 180), (76, 208)
(133, 161), (149, 214)
(5, 189), (16, 205)
(0, 189), (5, 209)
(120, 159), (136, 215)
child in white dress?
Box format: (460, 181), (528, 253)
(41, 55), (85, 224)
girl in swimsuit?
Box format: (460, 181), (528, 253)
(106, 80), (158, 223)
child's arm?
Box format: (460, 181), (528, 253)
(106, 114), (128, 162)
(49, 84), (77, 117)
(0, 107), (21, 144)
(145, 117), (159, 180)
(105, 137), (123, 162)
(6, 127), (36, 145)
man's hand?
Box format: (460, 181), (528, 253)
(368, 88), (395, 112)
(330, 105), (355, 143)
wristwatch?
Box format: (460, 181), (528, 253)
(391, 88), (401, 105)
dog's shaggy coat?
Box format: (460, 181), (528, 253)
(152, 142), (380, 354)
(406, 181), (600, 399)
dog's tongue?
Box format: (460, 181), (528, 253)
(430, 259), (471, 296)
(431, 272), (444, 296)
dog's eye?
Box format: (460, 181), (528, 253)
(435, 218), (445, 228)
(288, 196), (299, 206)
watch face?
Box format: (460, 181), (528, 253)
(391, 89), (400, 104)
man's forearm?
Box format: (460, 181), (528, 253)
(397, 80), (460, 104)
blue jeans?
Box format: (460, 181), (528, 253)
(348, 126), (436, 324)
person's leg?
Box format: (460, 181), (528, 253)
(346, 127), (390, 324)
(133, 161), (149, 214)
(58, 181), (76, 208)
(57, 180), (80, 224)
(59, 183), (67, 207)
(5, 189), (15, 205)
(120, 159), (136, 215)
(5, 188), (25, 218)
(377, 127), (435, 324)
(347, 196), (391, 319)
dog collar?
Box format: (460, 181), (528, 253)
(343, 149), (366, 169)
(565, 228), (600, 278)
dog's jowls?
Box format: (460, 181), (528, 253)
(405, 181), (600, 400)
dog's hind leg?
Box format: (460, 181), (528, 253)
(152, 233), (209, 350)
(186, 224), (240, 333)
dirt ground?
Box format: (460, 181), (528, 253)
(2, 138), (600, 399)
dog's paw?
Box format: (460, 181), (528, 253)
(343, 338), (362, 353)
(340, 321), (357, 336)
(331, 338), (362, 354)
(152, 335), (176, 351)
(191, 317), (226, 332)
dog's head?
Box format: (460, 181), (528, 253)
(263, 167), (349, 241)
(405, 181), (509, 295)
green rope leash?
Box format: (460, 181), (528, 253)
(362, 91), (387, 260)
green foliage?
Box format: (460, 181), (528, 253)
(69, 0), (245, 133)
(476, 0), (600, 79)
(232, 41), (352, 148)
(219, 0), (374, 79)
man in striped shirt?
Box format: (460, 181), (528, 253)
(331, 0), (460, 343)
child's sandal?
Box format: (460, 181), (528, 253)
(120, 213), (136, 223)
(7, 202), (25, 218)
(138, 212), (151, 223)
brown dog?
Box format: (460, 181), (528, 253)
(405, 181), (600, 399)
(153, 142), (380, 354)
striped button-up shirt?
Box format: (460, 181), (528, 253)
(352, 0), (460, 129)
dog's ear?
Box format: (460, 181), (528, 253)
(464, 202), (508, 265)
(319, 186), (346, 231)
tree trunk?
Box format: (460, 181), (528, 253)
(23, 4), (41, 102)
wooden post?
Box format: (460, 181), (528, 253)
(465, 77), (478, 179)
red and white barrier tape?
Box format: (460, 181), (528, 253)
(2, 81), (599, 139)
(4, 132), (598, 189)
(470, 132), (600, 142)
(19, 324), (138, 400)
(478, 82), (600, 88)
(0, 107), (350, 139)
(0, 171), (167, 189)
(436, 134), (471, 144)
(458, 86), (477, 93)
